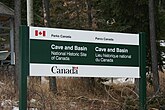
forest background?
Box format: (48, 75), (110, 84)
(0, 0), (165, 109)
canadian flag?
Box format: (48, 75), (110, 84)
(73, 66), (78, 70)
(35, 30), (46, 36)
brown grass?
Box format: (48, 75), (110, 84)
(0, 71), (165, 110)
(26, 78), (139, 110)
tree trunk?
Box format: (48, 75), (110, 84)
(14, 0), (21, 93)
(161, 0), (165, 9)
(87, 0), (92, 29)
(27, 0), (34, 26)
(149, 0), (160, 93)
(42, 0), (57, 94)
(42, 0), (50, 27)
(80, 0), (95, 91)
(75, 0), (80, 28)
(27, 0), (42, 84)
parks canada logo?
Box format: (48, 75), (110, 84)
(51, 66), (78, 74)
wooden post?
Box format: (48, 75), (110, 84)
(10, 18), (15, 65)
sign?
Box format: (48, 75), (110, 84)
(19, 26), (146, 110)
(29, 27), (140, 78)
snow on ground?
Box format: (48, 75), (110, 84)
(12, 107), (38, 110)
(12, 107), (19, 110)
(0, 99), (38, 110)
(101, 78), (135, 86)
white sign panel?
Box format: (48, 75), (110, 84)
(29, 26), (140, 78)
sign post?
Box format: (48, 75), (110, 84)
(19, 26), (29, 110)
(19, 26), (146, 110)
(139, 32), (146, 110)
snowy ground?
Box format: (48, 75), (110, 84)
(101, 78), (135, 85)
(12, 107), (19, 110)
(0, 99), (38, 110)
(0, 99), (18, 110)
